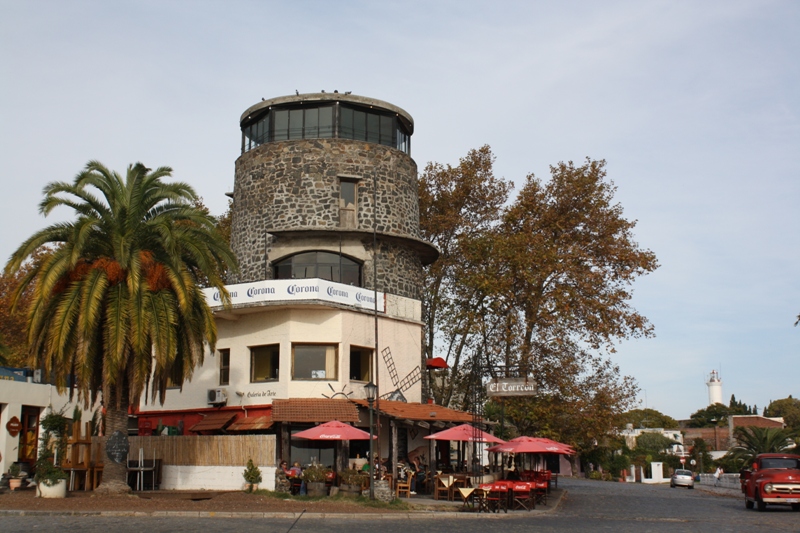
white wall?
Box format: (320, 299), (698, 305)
(137, 301), (423, 413)
(159, 465), (275, 491)
(0, 378), (95, 474)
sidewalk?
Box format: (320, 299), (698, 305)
(0, 486), (565, 519)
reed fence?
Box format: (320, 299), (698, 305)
(91, 435), (275, 466)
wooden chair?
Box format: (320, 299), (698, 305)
(396, 472), (414, 498)
(434, 474), (453, 501)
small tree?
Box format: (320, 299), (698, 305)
(34, 409), (69, 487)
(242, 458), (262, 492)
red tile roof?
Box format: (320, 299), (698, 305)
(228, 415), (273, 431)
(351, 399), (474, 424)
(188, 411), (237, 432)
(271, 399), (360, 423)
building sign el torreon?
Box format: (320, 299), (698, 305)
(486, 378), (537, 397)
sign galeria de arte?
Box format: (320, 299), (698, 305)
(203, 279), (386, 312)
(486, 377), (537, 397)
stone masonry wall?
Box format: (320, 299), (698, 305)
(230, 139), (425, 299)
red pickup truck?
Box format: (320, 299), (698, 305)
(740, 453), (800, 512)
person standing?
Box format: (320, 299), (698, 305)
(714, 466), (723, 487)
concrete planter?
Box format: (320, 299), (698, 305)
(38, 479), (67, 498)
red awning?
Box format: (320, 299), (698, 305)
(188, 412), (237, 433)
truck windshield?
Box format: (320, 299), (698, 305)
(761, 458), (800, 469)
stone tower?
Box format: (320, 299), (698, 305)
(230, 92), (437, 299)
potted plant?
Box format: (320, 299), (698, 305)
(242, 458), (262, 492)
(338, 468), (363, 498)
(7, 463), (25, 491)
(302, 465), (331, 497)
(34, 410), (69, 498)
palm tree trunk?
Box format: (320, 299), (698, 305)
(94, 393), (132, 495)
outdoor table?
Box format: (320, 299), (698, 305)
(457, 486), (475, 510)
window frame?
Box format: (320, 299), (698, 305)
(349, 345), (373, 382)
(250, 344), (280, 383)
(291, 343), (338, 381)
(219, 348), (230, 386)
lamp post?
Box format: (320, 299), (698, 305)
(364, 381), (377, 500)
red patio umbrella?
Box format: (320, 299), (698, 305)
(292, 420), (376, 440)
(487, 436), (575, 455)
(425, 357), (449, 369)
(424, 423), (505, 444)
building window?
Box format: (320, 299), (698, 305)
(339, 178), (358, 229)
(349, 346), (372, 382)
(219, 349), (230, 386)
(292, 344), (337, 380)
(241, 102), (410, 155)
(274, 251), (361, 286)
(251, 344), (280, 382)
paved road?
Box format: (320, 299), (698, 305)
(5, 478), (799, 532)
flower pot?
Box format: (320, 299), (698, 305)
(244, 483), (259, 492)
(38, 479), (67, 498)
(306, 481), (327, 497)
(9, 478), (23, 491)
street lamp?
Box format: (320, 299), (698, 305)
(364, 381), (377, 500)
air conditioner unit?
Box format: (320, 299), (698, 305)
(207, 388), (228, 405)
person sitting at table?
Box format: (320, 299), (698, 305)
(289, 461), (303, 477)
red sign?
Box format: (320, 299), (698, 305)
(6, 416), (21, 437)
(680, 457), (686, 464)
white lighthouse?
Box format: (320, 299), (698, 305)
(706, 369), (723, 405)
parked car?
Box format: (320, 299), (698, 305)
(670, 469), (695, 489)
(740, 453), (800, 512)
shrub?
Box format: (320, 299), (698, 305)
(242, 458), (262, 485)
(302, 465), (331, 483)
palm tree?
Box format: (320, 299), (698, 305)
(726, 426), (796, 468)
(5, 161), (236, 494)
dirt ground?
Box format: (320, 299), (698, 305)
(0, 487), (416, 514)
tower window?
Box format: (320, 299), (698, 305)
(274, 251), (361, 286)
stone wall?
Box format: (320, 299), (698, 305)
(230, 138), (429, 300)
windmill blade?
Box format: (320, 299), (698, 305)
(382, 347), (399, 388)
(397, 366), (421, 392)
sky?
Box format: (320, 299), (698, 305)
(1, 1), (797, 421)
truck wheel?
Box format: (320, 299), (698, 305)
(755, 491), (766, 512)
(791, 503), (799, 512)
(745, 497), (753, 509)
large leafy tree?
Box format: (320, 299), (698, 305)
(764, 396), (800, 432)
(618, 408), (679, 429)
(686, 403), (733, 428)
(420, 149), (657, 452)
(5, 161), (235, 494)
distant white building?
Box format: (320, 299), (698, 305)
(619, 425), (686, 456)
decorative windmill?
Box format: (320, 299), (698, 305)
(380, 347), (421, 402)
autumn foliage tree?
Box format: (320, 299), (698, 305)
(420, 147), (658, 453)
